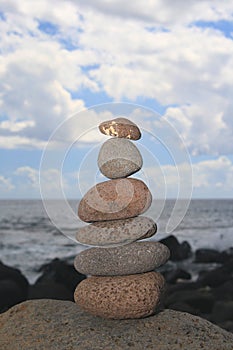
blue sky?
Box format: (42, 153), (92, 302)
(0, 1), (233, 199)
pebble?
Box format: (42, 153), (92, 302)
(76, 216), (157, 247)
(74, 242), (170, 276)
(74, 271), (165, 319)
(98, 138), (143, 179)
(99, 117), (141, 140)
(78, 178), (152, 222)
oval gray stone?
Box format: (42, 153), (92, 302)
(98, 138), (143, 179)
(74, 241), (170, 276)
(76, 216), (157, 247)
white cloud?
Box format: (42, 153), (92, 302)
(0, 0), (82, 29)
(15, 166), (72, 198)
(145, 162), (192, 199)
(15, 166), (39, 188)
(193, 156), (233, 191)
(0, 120), (35, 132)
(144, 156), (233, 198)
(85, 22), (233, 156)
(2, 0), (233, 29)
(0, 0), (233, 157)
(0, 38), (85, 148)
(0, 135), (47, 149)
(1, 155), (232, 198)
(164, 103), (232, 156)
(74, 0), (233, 26)
(0, 175), (15, 192)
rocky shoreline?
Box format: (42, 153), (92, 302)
(1, 235), (233, 333)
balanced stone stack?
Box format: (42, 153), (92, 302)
(74, 118), (170, 319)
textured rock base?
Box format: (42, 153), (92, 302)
(0, 300), (233, 350)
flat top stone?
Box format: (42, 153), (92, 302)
(99, 117), (141, 140)
(76, 216), (157, 247)
(74, 241), (170, 276)
(1, 300), (232, 350)
(98, 138), (143, 179)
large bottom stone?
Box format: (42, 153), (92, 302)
(74, 271), (165, 319)
(1, 300), (233, 350)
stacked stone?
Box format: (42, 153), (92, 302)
(74, 118), (170, 319)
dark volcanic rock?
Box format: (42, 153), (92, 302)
(28, 282), (73, 301)
(0, 261), (29, 313)
(168, 301), (197, 315)
(195, 248), (232, 264)
(163, 268), (192, 284)
(211, 301), (233, 323)
(160, 235), (192, 261)
(35, 258), (86, 292)
(162, 255), (233, 333)
(166, 281), (201, 294)
(29, 259), (86, 301)
(165, 289), (215, 314)
(197, 264), (232, 288)
(212, 280), (233, 301)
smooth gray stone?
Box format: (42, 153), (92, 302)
(76, 216), (157, 247)
(98, 138), (143, 179)
(74, 241), (170, 276)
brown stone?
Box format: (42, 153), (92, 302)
(78, 178), (152, 222)
(74, 271), (165, 319)
(99, 118), (141, 140)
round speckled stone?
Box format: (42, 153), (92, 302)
(99, 117), (141, 140)
(74, 271), (165, 319)
(76, 216), (157, 247)
(98, 138), (143, 179)
(74, 242), (170, 276)
(78, 178), (152, 222)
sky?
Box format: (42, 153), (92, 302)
(0, 0), (233, 199)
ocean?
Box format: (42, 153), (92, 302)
(1, 199), (233, 283)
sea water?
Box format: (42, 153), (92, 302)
(0, 199), (232, 283)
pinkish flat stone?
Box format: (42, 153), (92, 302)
(78, 178), (152, 222)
